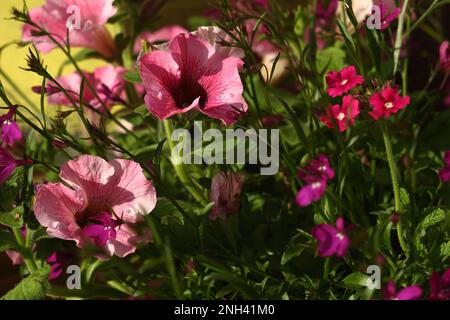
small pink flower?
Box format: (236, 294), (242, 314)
(139, 33), (248, 125)
(134, 25), (188, 54)
(368, 85), (410, 120)
(439, 151), (450, 182)
(209, 171), (244, 220)
(23, 0), (117, 58)
(311, 217), (349, 257)
(383, 281), (423, 300)
(440, 40), (450, 72)
(0, 148), (32, 185)
(296, 154), (335, 207)
(320, 95), (360, 132)
(47, 251), (74, 281)
(34, 155), (157, 257)
(326, 66), (364, 97)
(377, 1), (401, 31)
(0, 107), (23, 146)
(36, 66), (126, 112)
(429, 268), (450, 300)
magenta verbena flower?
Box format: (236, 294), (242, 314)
(139, 33), (248, 126)
(439, 151), (450, 182)
(0, 148), (31, 185)
(23, 0), (117, 58)
(34, 155), (157, 257)
(320, 95), (360, 132)
(440, 40), (450, 72)
(368, 85), (410, 120)
(0, 107), (23, 146)
(326, 66), (364, 98)
(383, 281), (423, 300)
(429, 268), (450, 300)
(296, 154), (335, 207)
(311, 217), (349, 257)
(209, 171), (244, 220)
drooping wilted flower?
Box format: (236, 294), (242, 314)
(209, 171), (244, 220)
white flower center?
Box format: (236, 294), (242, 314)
(312, 181), (322, 189)
(336, 233), (344, 241)
(318, 165), (326, 172)
(385, 102), (394, 109)
(337, 112), (345, 121)
(340, 79), (348, 86)
(4, 120), (12, 125)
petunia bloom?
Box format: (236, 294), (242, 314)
(139, 33), (248, 125)
(34, 65), (127, 112)
(429, 268), (450, 300)
(296, 154), (335, 207)
(311, 217), (349, 257)
(383, 281), (423, 300)
(0, 148), (32, 185)
(320, 95), (360, 132)
(23, 0), (117, 58)
(439, 151), (450, 182)
(368, 85), (410, 120)
(440, 40), (450, 72)
(209, 171), (244, 220)
(34, 155), (157, 257)
(326, 66), (364, 97)
(0, 107), (23, 146)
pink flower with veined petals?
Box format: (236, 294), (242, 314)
(311, 217), (349, 257)
(0, 107), (23, 146)
(34, 155), (157, 257)
(296, 154), (335, 207)
(139, 33), (248, 125)
(209, 171), (244, 220)
(34, 66), (126, 112)
(320, 95), (360, 132)
(429, 268), (450, 300)
(326, 66), (364, 97)
(133, 25), (188, 54)
(377, 1), (401, 31)
(439, 151), (450, 182)
(23, 0), (117, 58)
(383, 281), (423, 300)
(440, 40), (450, 72)
(368, 85), (410, 120)
(0, 148), (32, 185)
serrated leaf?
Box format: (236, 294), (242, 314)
(399, 188), (410, 210)
(440, 241), (450, 260)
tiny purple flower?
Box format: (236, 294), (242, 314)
(311, 217), (350, 257)
(383, 281), (423, 300)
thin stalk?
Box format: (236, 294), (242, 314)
(12, 227), (37, 273)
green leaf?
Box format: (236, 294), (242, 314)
(340, 272), (369, 290)
(317, 45), (346, 73)
(420, 209), (446, 230)
(399, 188), (410, 210)
(281, 243), (306, 265)
(0, 206), (24, 228)
(123, 70), (142, 84)
(1, 268), (50, 300)
(0, 230), (17, 253)
(440, 241), (450, 261)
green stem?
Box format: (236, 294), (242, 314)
(381, 121), (407, 254)
(393, 0), (409, 76)
(12, 227), (37, 273)
(163, 120), (208, 205)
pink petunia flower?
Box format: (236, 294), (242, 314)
(429, 268), (450, 300)
(0, 148), (32, 185)
(139, 33), (248, 125)
(440, 40), (450, 72)
(383, 281), (423, 300)
(368, 85), (410, 120)
(33, 66), (127, 123)
(133, 25), (188, 54)
(34, 155), (157, 257)
(0, 107), (23, 146)
(439, 151), (450, 182)
(23, 0), (117, 58)
(311, 217), (349, 257)
(296, 154), (335, 207)
(209, 171), (244, 220)
(320, 95), (360, 132)
(326, 66), (364, 97)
